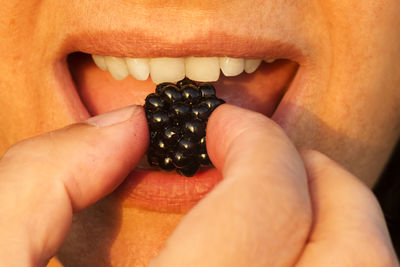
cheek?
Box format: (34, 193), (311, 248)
(0, 58), (90, 156)
(275, 65), (400, 187)
(272, 0), (400, 186)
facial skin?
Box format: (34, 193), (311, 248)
(0, 0), (399, 266)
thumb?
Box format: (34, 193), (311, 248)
(149, 105), (311, 267)
(0, 105), (148, 266)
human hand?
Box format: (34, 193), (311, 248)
(0, 105), (149, 266)
(149, 104), (399, 267)
(0, 104), (397, 267)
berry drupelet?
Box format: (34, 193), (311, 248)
(144, 78), (225, 177)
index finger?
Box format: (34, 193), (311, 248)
(296, 150), (399, 267)
(149, 104), (312, 267)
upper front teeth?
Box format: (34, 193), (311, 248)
(219, 57), (245, 76)
(104, 56), (129, 80)
(150, 58), (185, 84)
(125, 58), (150, 81)
(185, 57), (220, 82)
(91, 55), (273, 83)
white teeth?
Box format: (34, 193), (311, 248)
(219, 57), (244, 77)
(244, 59), (262, 74)
(150, 58), (185, 84)
(185, 57), (220, 82)
(125, 58), (150, 81)
(92, 55), (107, 71)
(104, 56), (129, 80)
(92, 54), (265, 83)
(264, 59), (276, 63)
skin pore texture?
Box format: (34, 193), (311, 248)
(0, 0), (399, 266)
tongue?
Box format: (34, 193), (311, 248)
(68, 53), (298, 117)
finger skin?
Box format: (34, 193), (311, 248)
(0, 105), (148, 266)
(296, 150), (399, 267)
(149, 104), (312, 267)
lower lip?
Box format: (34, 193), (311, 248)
(113, 167), (223, 213)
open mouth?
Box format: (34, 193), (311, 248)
(65, 45), (299, 213)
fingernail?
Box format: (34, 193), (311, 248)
(86, 105), (140, 127)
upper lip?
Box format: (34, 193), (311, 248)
(56, 5), (309, 64)
(64, 30), (305, 62)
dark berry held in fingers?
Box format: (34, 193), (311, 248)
(191, 103), (212, 121)
(173, 150), (193, 168)
(147, 150), (160, 166)
(160, 156), (175, 171)
(199, 136), (207, 152)
(177, 77), (197, 87)
(170, 103), (191, 121)
(145, 93), (167, 111)
(156, 82), (175, 94)
(177, 161), (200, 177)
(162, 126), (181, 147)
(144, 78), (224, 177)
(198, 153), (211, 165)
(148, 111), (169, 129)
(181, 84), (201, 104)
(150, 130), (157, 140)
(199, 83), (216, 98)
(152, 137), (167, 153)
(160, 84), (182, 103)
(203, 97), (225, 111)
(178, 138), (198, 154)
(183, 120), (205, 140)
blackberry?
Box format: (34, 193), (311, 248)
(144, 78), (225, 177)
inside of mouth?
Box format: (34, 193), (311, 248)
(67, 52), (299, 173)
